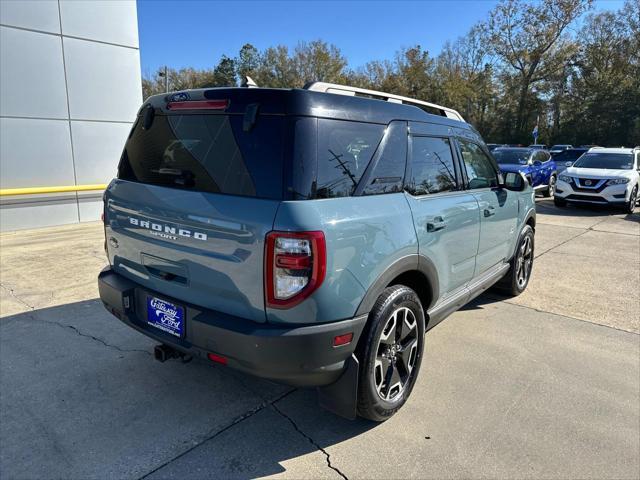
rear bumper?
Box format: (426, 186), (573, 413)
(98, 267), (367, 387)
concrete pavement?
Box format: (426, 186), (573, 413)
(1, 199), (638, 479)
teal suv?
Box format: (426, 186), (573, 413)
(98, 83), (536, 421)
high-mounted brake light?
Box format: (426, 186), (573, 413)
(166, 100), (229, 111)
(265, 231), (326, 309)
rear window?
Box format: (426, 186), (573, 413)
(118, 111), (284, 199)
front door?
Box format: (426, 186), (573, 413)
(404, 135), (480, 300)
(456, 139), (519, 276)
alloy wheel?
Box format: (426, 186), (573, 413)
(516, 235), (533, 289)
(374, 307), (419, 402)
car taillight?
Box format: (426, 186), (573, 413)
(265, 231), (326, 309)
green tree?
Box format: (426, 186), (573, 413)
(292, 40), (347, 85)
(561, 4), (639, 145)
(487, 0), (591, 140)
(236, 43), (261, 82)
(212, 55), (237, 86)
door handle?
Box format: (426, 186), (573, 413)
(484, 206), (496, 217)
(427, 217), (446, 232)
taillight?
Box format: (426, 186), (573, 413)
(166, 99), (228, 110)
(265, 231), (326, 309)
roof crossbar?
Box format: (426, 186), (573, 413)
(304, 82), (465, 122)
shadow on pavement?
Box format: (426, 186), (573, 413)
(0, 300), (375, 479)
(535, 198), (625, 217)
(458, 291), (508, 312)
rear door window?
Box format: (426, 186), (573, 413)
(535, 150), (549, 163)
(118, 112), (285, 199)
(315, 119), (385, 198)
(407, 136), (458, 195)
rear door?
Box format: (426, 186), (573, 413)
(105, 104), (286, 323)
(456, 139), (519, 275)
(404, 131), (480, 301)
(531, 150), (550, 187)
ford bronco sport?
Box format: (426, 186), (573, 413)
(98, 82), (536, 421)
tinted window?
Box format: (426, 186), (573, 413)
(119, 113), (284, 199)
(315, 119), (384, 198)
(458, 140), (498, 189)
(361, 121), (407, 196)
(534, 151), (550, 162)
(407, 137), (458, 195)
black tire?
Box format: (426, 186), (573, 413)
(494, 225), (535, 297)
(554, 196), (567, 207)
(624, 186), (637, 214)
(356, 285), (425, 422)
(543, 174), (557, 198)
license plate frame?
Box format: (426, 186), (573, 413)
(146, 296), (185, 338)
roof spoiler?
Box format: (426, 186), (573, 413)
(304, 81), (465, 122)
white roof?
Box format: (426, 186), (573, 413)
(588, 147), (635, 154)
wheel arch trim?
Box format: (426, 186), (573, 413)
(355, 254), (439, 316)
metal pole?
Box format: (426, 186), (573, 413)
(164, 66), (169, 93)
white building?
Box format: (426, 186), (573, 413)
(0, 0), (142, 231)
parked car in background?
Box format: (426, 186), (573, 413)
(552, 147), (589, 173)
(493, 147), (557, 196)
(98, 82), (536, 422)
(486, 143), (506, 152)
(555, 147), (639, 213)
(549, 144), (573, 156)
(529, 144), (548, 150)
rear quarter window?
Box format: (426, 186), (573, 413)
(315, 119), (385, 198)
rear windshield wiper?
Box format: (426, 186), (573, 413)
(151, 168), (196, 188)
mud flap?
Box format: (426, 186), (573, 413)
(317, 354), (359, 420)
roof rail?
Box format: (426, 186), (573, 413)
(304, 82), (465, 122)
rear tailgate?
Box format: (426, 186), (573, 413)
(105, 90), (287, 323)
(105, 182), (277, 323)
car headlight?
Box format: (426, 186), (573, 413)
(606, 178), (629, 185)
(558, 174), (573, 183)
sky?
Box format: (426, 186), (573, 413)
(137, 0), (626, 77)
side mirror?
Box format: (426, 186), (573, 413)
(533, 160), (542, 167)
(504, 171), (527, 192)
(565, 161), (573, 167)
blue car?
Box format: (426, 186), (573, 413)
(493, 147), (557, 197)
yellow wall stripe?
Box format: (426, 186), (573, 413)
(0, 184), (108, 196)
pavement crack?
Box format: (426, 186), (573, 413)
(271, 401), (348, 480)
(0, 282), (35, 310)
(484, 294), (640, 336)
(534, 217), (611, 259)
(21, 313), (153, 355)
(138, 388), (297, 480)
